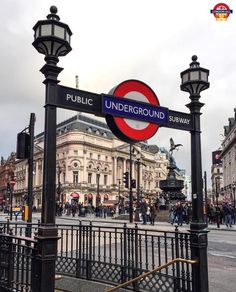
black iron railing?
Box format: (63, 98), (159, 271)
(106, 258), (197, 292)
(0, 226), (36, 292)
(56, 223), (192, 291)
(0, 221), (193, 292)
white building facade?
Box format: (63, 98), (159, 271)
(221, 109), (236, 203)
(13, 114), (186, 209)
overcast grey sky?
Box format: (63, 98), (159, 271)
(0, 0), (235, 187)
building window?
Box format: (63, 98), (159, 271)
(74, 150), (78, 156)
(98, 154), (101, 160)
(63, 172), (66, 183)
(89, 153), (93, 159)
(73, 171), (79, 184)
(156, 181), (159, 188)
(88, 173), (92, 184)
(104, 175), (108, 186)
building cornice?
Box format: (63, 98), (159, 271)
(221, 134), (236, 157)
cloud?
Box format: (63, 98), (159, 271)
(0, 0), (235, 188)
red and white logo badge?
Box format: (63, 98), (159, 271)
(211, 3), (233, 21)
(105, 80), (160, 143)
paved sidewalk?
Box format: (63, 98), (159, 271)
(1, 211), (235, 232)
(55, 213), (236, 232)
(55, 276), (128, 292)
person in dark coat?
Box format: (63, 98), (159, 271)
(175, 202), (184, 226)
(150, 203), (157, 225)
(223, 202), (233, 228)
(71, 203), (77, 217)
(140, 199), (148, 225)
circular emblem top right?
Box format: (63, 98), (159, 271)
(210, 3), (233, 21)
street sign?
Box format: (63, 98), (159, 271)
(52, 83), (193, 138)
(105, 80), (165, 143)
(55, 85), (101, 115)
(102, 94), (168, 125)
(163, 110), (193, 131)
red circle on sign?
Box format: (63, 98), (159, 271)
(213, 3), (230, 18)
(111, 80), (159, 142)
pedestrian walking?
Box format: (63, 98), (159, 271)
(175, 202), (184, 226)
(71, 203), (77, 217)
(168, 204), (175, 224)
(223, 202), (233, 228)
(140, 199), (148, 225)
(150, 203), (157, 225)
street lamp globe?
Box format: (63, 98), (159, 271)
(180, 55), (210, 96)
(32, 6), (72, 64)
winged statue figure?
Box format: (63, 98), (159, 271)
(169, 138), (183, 156)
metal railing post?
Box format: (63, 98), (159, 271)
(122, 223), (128, 283)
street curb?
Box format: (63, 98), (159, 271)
(55, 215), (236, 232)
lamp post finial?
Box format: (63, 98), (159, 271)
(50, 5), (58, 14)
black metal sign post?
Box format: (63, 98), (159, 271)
(166, 110), (193, 131)
(56, 85), (102, 114)
(32, 7), (72, 292)
(26, 113), (35, 238)
(54, 84), (193, 132)
(181, 56), (210, 292)
(32, 7), (209, 292)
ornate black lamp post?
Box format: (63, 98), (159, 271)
(136, 153), (141, 208)
(129, 144), (134, 223)
(215, 176), (221, 228)
(32, 6), (72, 292)
(57, 165), (62, 203)
(180, 55), (210, 292)
(8, 178), (16, 221)
(26, 113), (35, 237)
(134, 153), (141, 221)
(117, 179), (121, 214)
(96, 168), (101, 207)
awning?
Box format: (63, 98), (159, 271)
(88, 193), (93, 199)
(70, 192), (80, 198)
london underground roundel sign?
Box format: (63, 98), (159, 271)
(105, 80), (160, 143)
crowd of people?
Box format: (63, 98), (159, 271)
(207, 201), (235, 228)
(168, 202), (192, 226)
(55, 201), (117, 218)
(139, 199), (158, 225)
(167, 201), (236, 228)
(55, 199), (236, 228)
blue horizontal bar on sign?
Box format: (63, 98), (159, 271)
(102, 94), (169, 125)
